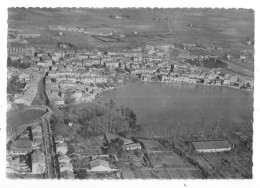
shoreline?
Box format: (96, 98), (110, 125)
(94, 79), (142, 101)
(94, 78), (253, 102)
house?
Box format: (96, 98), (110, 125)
(60, 170), (75, 179)
(122, 143), (142, 151)
(215, 79), (222, 86)
(32, 150), (46, 174)
(8, 156), (31, 173)
(59, 162), (73, 172)
(105, 61), (120, 69)
(161, 75), (172, 82)
(56, 143), (68, 154)
(55, 135), (65, 144)
(72, 90), (83, 101)
(89, 159), (114, 172)
(39, 54), (53, 66)
(58, 155), (71, 163)
(32, 137), (42, 149)
(192, 140), (232, 153)
(54, 99), (65, 106)
(105, 133), (133, 145)
(32, 124), (42, 133)
(95, 76), (108, 83)
(32, 131), (43, 149)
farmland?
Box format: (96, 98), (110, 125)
(119, 138), (204, 179)
(8, 8), (254, 50)
(8, 8), (254, 76)
(6, 8), (254, 179)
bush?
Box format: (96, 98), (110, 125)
(7, 76), (26, 94)
(7, 57), (30, 69)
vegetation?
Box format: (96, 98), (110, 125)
(7, 57), (30, 69)
(32, 78), (49, 105)
(107, 138), (124, 156)
(7, 75), (25, 94)
(52, 101), (139, 141)
(115, 67), (125, 74)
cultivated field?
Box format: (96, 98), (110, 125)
(8, 8), (254, 50)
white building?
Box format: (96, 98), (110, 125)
(192, 140), (232, 153)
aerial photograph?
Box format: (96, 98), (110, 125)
(6, 8), (254, 179)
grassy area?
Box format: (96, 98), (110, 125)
(170, 136), (252, 179)
(8, 8), (254, 52)
(7, 109), (46, 127)
(32, 77), (49, 106)
(7, 108), (46, 137)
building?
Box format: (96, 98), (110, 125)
(8, 42), (35, 56)
(105, 61), (120, 69)
(105, 133), (133, 145)
(55, 135), (65, 144)
(58, 155), (71, 163)
(32, 150), (46, 174)
(56, 143), (68, 154)
(122, 143), (142, 151)
(60, 170), (75, 179)
(32, 131), (43, 149)
(89, 159), (114, 172)
(192, 140), (232, 153)
(59, 162), (73, 172)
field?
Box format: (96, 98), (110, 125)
(138, 139), (165, 152)
(8, 8), (254, 50)
(172, 136), (252, 179)
(117, 138), (205, 179)
(148, 151), (195, 168)
(122, 167), (202, 179)
(8, 8), (254, 76)
(6, 108), (46, 138)
(7, 109), (46, 127)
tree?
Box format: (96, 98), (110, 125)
(113, 138), (124, 146)
(7, 57), (31, 69)
(134, 150), (143, 158)
(7, 76), (26, 94)
(107, 146), (117, 156)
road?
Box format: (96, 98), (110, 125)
(41, 114), (58, 179)
(157, 11), (177, 39)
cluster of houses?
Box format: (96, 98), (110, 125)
(6, 123), (46, 175)
(12, 72), (42, 106)
(55, 136), (75, 179)
(105, 133), (142, 152)
(157, 64), (254, 89)
(7, 36), (253, 110)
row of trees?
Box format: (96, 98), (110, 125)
(143, 121), (240, 141)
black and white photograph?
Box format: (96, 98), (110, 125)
(1, 0), (259, 187)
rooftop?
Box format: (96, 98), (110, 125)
(89, 159), (110, 169)
(192, 140), (231, 150)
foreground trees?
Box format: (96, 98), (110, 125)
(52, 101), (139, 140)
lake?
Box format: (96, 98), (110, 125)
(96, 82), (253, 134)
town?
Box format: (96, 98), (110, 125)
(6, 8), (253, 180)
(7, 29), (253, 110)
